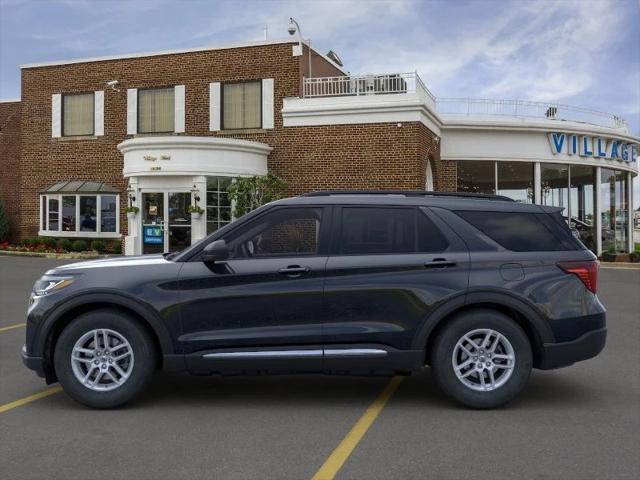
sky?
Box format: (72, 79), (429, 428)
(1, 0), (639, 203)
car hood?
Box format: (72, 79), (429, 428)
(47, 254), (172, 274)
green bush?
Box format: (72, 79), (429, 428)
(71, 239), (88, 252)
(0, 196), (9, 242)
(39, 237), (58, 249)
(20, 237), (40, 247)
(90, 240), (107, 253)
(57, 238), (73, 251)
(106, 240), (122, 254)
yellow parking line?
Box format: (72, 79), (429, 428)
(312, 376), (404, 480)
(0, 323), (25, 333)
(0, 386), (63, 414)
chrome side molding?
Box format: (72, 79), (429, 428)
(202, 348), (388, 359)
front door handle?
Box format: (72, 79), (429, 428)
(278, 266), (311, 277)
(424, 258), (456, 269)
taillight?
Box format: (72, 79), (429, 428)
(557, 260), (599, 294)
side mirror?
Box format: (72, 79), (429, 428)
(202, 239), (228, 262)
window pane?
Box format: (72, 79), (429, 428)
(602, 169), (629, 253)
(207, 176), (233, 234)
(569, 165), (595, 252)
(62, 196), (76, 232)
(541, 164), (569, 217)
(417, 210), (449, 252)
(223, 82), (261, 129)
(138, 88), (175, 133)
(497, 162), (534, 203)
(63, 93), (94, 136)
(455, 210), (581, 252)
(341, 208), (415, 254)
(457, 161), (495, 194)
(41, 196), (46, 231)
(101, 195), (117, 233)
(79, 196), (97, 232)
(228, 208), (322, 258)
(48, 197), (59, 231)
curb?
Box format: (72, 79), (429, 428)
(0, 250), (120, 260)
(600, 262), (640, 269)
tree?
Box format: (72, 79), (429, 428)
(0, 196), (9, 242)
(226, 173), (287, 218)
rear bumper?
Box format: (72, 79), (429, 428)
(537, 327), (607, 370)
(21, 344), (46, 378)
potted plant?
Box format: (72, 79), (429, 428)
(602, 245), (617, 262)
(125, 206), (139, 221)
(187, 204), (204, 219)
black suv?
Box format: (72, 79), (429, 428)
(22, 191), (606, 409)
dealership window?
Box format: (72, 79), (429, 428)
(223, 81), (261, 129)
(601, 169), (629, 253)
(206, 177), (233, 234)
(497, 162), (534, 203)
(138, 87), (175, 133)
(541, 164), (569, 216)
(62, 92), (94, 136)
(457, 161), (495, 195)
(39, 181), (120, 237)
(570, 165), (596, 252)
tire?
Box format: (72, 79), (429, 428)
(430, 309), (532, 409)
(53, 309), (157, 409)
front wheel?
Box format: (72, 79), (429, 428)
(430, 309), (532, 409)
(53, 309), (157, 409)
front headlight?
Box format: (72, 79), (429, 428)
(33, 277), (74, 297)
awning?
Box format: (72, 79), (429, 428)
(41, 180), (120, 194)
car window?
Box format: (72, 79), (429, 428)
(340, 207), (448, 254)
(227, 208), (323, 259)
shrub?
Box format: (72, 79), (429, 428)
(20, 237), (40, 247)
(57, 238), (73, 252)
(71, 239), (88, 252)
(0, 196), (9, 242)
(90, 240), (107, 253)
(39, 237), (58, 249)
(106, 240), (122, 254)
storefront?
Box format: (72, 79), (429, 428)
(118, 136), (270, 256)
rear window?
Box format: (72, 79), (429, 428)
(340, 207), (448, 254)
(455, 210), (583, 252)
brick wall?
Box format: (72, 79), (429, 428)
(12, 41), (442, 241)
(0, 101), (21, 242)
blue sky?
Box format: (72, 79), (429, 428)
(1, 0), (639, 202)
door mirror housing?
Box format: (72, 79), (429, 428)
(202, 239), (228, 262)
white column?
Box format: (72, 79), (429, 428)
(125, 177), (140, 256)
(51, 94), (62, 138)
(174, 85), (185, 133)
(534, 162), (541, 204)
(191, 175), (208, 245)
(627, 172), (634, 254)
(595, 167), (602, 256)
(127, 89), (138, 135)
(209, 83), (221, 131)
(94, 90), (104, 136)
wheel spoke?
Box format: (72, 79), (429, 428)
(488, 369), (496, 388)
(112, 363), (127, 378)
(493, 363), (514, 370)
(460, 368), (477, 378)
(105, 369), (120, 384)
(73, 347), (95, 357)
(455, 358), (474, 371)
(490, 334), (501, 353)
(478, 371), (486, 390)
(82, 365), (97, 383)
(481, 331), (492, 348)
(94, 330), (100, 349)
(111, 343), (128, 353)
(493, 353), (514, 361)
(103, 330), (110, 350)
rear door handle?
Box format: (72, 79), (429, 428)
(278, 266), (311, 276)
(424, 258), (456, 269)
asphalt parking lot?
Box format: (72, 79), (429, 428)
(1, 256), (639, 480)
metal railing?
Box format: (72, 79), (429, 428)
(303, 72), (435, 101)
(435, 98), (628, 131)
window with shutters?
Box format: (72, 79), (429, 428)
(222, 81), (261, 129)
(62, 92), (94, 136)
(138, 87), (175, 133)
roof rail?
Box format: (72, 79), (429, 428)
(301, 190), (514, 201)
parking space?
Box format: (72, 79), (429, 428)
(1, 257), (638, 480)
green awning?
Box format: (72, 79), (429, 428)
(41, 181), (120, 194)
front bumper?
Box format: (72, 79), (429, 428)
(537, 327), (607, 370)
(21, 345), (46, 378)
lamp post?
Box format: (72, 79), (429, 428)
(288, 17), (312, 81)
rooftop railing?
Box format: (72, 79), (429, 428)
(301, 73), (627, 131)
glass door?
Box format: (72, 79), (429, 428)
(142, 192), (165, 254)
(168, 192), (191, 253)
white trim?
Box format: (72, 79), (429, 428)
(127, 88), (137, 135)
(262, 78), (274, 129)
(627, 172), (633, 254)
(38, 231), (122, 239)
(51, 94), (61, 138)
(94, 90), (104, 136)
(39, 193), (121, 237)
(0, 97), (20, 103)
(595, 167), (602, 256)
(534, 162), (541, 204)
(425, 160), (434, 191)
(20, 39), (299, 69)
(174, 85), (185, 133)
(209, 82), (221, 131)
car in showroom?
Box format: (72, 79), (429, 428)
(22, 191), (606, 409)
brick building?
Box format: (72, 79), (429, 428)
(0, 38), (637, 255)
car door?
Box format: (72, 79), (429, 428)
(322, 205), (469, 371)
(178, 205), (330, 373)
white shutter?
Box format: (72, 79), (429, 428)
(127, 88), (137, 135)
(51, 94), (62, 138)
(94, 90), (104, 136)
(209, 82), (221, 131)
(262, 78), (274, 129)
(174, 85), (185, 133)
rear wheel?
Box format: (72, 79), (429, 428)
(53, 309), (156, 409)
(430, 309), (532, 409)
